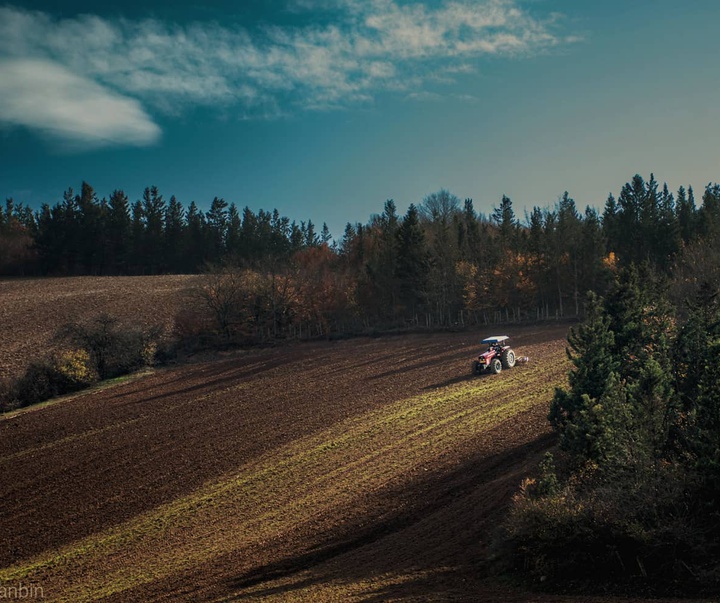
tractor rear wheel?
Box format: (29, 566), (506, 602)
(501, 348), (516, 369)
(489, 358), (502, 374)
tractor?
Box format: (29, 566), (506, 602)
(472, 335), (516, 375)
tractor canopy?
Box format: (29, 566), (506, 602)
(481, 335), (509, 345)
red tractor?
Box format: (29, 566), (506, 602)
(472, 335), (516, 375)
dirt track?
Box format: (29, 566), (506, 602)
(0, 324), (697, 602)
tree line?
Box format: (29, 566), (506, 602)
(0, 182), (330, 276)
(2, 174), (719, 336)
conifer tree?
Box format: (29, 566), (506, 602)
(140, 186), (166, 273)
(396, 203), (430, 317)
(107, 189), (131, 274)
(206, 197), (229, 264)
(225, 203), (242, 259)
(164, 195), (186, 272)
(675, 185), (696, 244)
(549, 292), (619, 459)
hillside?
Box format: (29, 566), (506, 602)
(0, 322), (699, 602)
(0, 275), (198, 382)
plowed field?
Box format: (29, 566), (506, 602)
(0, 317), (696, 602)
(0, 275), (198, 382)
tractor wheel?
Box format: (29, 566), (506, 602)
(472, 360), (482, 375)
(489, 358), (502, 374)
(501, 348), (516, 369)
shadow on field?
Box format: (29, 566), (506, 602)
(424, 371), (484, 390)
(367, 348), (474, 381)
(225, 430), (556, 601)
(106, 353), (302, 406)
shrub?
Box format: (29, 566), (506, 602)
(57, 314), (163, 379)
(500, 458), (704, 593)
(56, 348), (97, 385)
(0, 314), (165, 412)
(8, 351), (96, 409)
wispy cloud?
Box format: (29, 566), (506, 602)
(0, 1), (577, 146)
(0, 58), (161, 147)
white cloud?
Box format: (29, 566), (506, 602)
(0, 1), (578, 142)
(0, 58), (160, 147)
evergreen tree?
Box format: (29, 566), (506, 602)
(492, 194), (517, 245)
(60, 187), (81, 274)
(579, 206), (610, 302)
(225, 203), (242, 260)
(602, 193), (619, 255)
(363, 200), (400, 321)
(206, 197), (229, 264)
(289, 221), (305, 254)
(615, 174), (646, 266)
(164, 195), (186, 272)
(304, 219), (318, 248)
(675, 185), (696, 244)
(107, 189), (131, 274)
(699, 183), (720, 239)
(76, 182), (104, 274)
(320, 222), (332, 245)
(396, 204), (429, 316)
(140, 186), (166, 274)
(458, 198), (481, 263)
(676, 282), (720, 416)
(185, 201), (206, 270)
(422, 192), (461, 324)
(557, 192), (583, 315)
(654, 182), (681, 270)
(549, 292), (620, 459)
(240, 206), (259, 261)
(130, 200), (145, 273)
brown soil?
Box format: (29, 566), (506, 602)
(0, 314), (700, 602)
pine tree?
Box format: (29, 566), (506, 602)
(458, 198), (481, 262)
(602, 193), (619, 255)
(164, 195), (186, 272)
(492, 194), (516, 245)
(225, 203), (242, 260)
(320, 222), (332, 245)
(579, 206), (610, 302)
(549, 292), (620, 459)
(185, 201), (206, 271)
(76, 182), (104, 274)
(557, 192), (583, 315)
(675, 185), (696, 244)
(363, 200), (400, 321)
(206, 197), (229, 264)
(396, 204), (430, 317)
(699, 183), (720, 239)
(141, 186), (166, 274)
(107, 189), (131, 274)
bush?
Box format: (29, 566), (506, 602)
(7, 350), (96, 409)
(57, 314), (163, 379)
(0, 314), (165, 412)
(502, 464), (696, 589)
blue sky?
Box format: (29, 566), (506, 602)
(1, 0), (719, 238)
